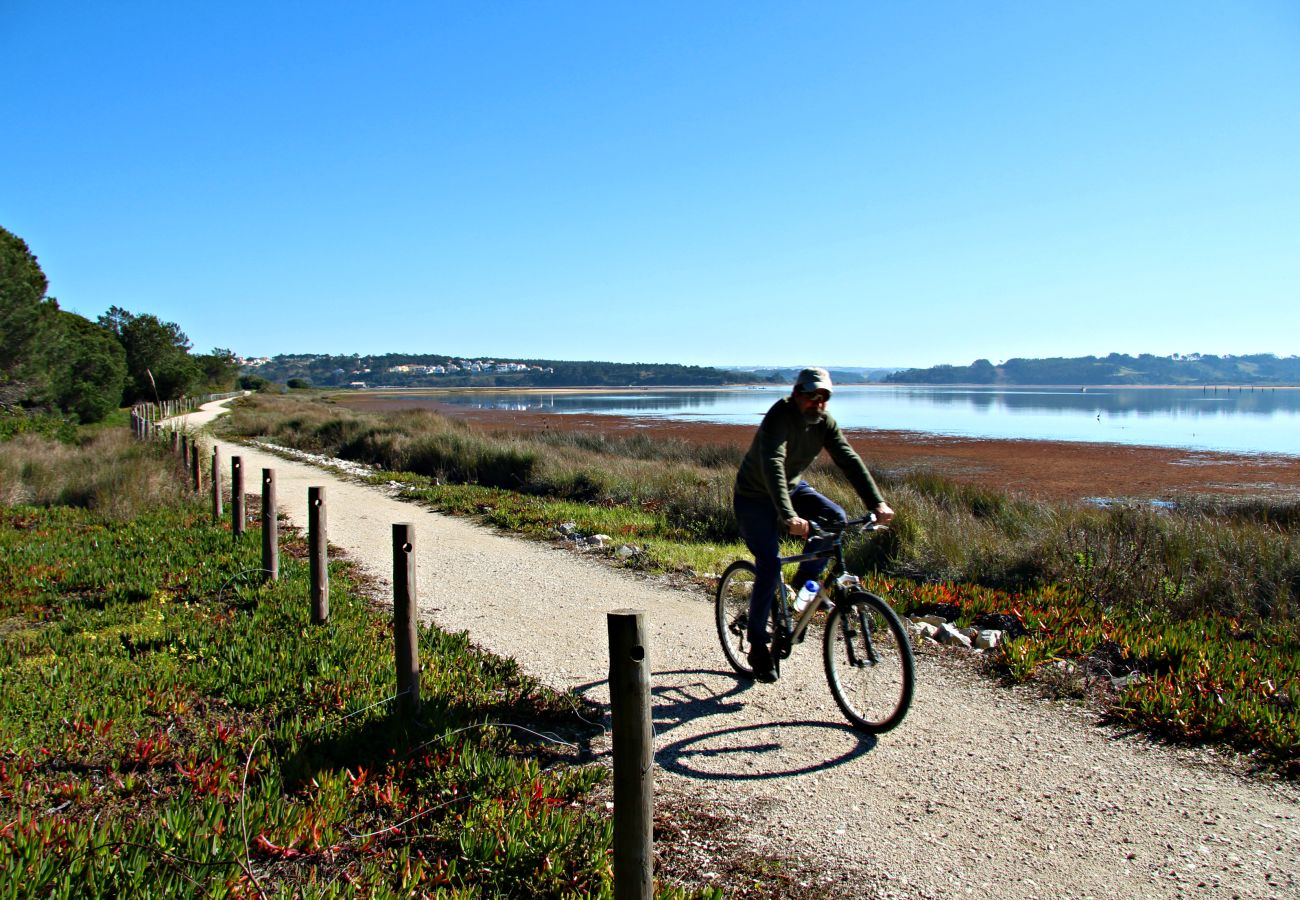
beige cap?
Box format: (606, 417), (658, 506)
(794, 367), (833, 396)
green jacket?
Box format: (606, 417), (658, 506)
(734, 396), (885, 524)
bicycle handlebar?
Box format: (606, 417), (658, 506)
(807, 514), (886, 540)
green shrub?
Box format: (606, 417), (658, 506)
(0, 407), (78, 443)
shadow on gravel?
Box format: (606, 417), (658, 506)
(573, 667), (877, 781)
(655, 720), (876, 781)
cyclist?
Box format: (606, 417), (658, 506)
(733, 367), (894, 681)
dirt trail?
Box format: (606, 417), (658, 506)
(184, 399), (1298, 899)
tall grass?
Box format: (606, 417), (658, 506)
(0, 429), (190, 519)
(222, 393), (1300, 633)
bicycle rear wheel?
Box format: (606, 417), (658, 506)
(823, 591), (915, 733)
(716, 560), (760, 675)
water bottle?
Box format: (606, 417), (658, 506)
(794, 580), (820, 613)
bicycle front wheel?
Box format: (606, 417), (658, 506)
(823, 591), (915, 733)
(716, 560), (759, 675)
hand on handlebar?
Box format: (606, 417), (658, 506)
(787, 517), (811, 538)
(871, 502), (895, 526)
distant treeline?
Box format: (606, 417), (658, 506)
(885, 353), (1300, 386)
(246, 353), (782, 389)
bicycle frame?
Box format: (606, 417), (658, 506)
(772, 517), (868, 655)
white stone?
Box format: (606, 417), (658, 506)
(935, 622), (973, 648)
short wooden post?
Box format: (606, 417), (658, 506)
(309, 487), (328, 624)
(608, 609), (653, 900)
(392, 523), (420, 715)
(211, 446), (222, 521)
(231, 456), (245, 537)
(261, 468), (278, 582)
(190, 441), (202, 493)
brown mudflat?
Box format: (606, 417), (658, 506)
(344, 395), (1300, 504)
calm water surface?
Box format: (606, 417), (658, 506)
(426, 386), (1300, 456)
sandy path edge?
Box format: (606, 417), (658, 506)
(180, 398), (1298, 899)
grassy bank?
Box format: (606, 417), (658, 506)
(1, 427), (736, 897)
(220, 393), (1299, 775)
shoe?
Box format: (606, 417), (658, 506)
(746, 643), (778, 683)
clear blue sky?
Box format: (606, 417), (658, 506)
(3, 2), (1297, 369)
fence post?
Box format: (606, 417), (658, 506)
(231, 456), (245, 537)
(608, 610), (653, 900)
(261, 468), (278, 582)
(211, 446), (222, 521)
(392, 523), (420, 716)
(309, 487), (328, 624)
(171, 429), (180, 455)
(191, 440), (203, 493)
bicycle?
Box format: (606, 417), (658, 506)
(715, 515), (916, 733)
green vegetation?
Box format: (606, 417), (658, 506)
(245, 352), (772, 389)
(0, 431), (647, 897)
(223, 393), (1299, 775)
(0, 224), (239, 424)
(886, 352), (1300, 385)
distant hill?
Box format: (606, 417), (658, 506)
(884, 353), (1300, 386)
(729, 366), (902, 384)
(242, 353), (783, 389)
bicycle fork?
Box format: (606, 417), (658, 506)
(839, 601), (880, 669)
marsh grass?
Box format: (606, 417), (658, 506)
(223, 393), (1299, 773)
(0, 429), (191, 519)
(223, 394), (1299, 628)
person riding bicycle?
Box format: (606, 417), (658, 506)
(733, 367), (894, 682)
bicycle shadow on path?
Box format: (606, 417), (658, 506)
(573, 666), (877, 781)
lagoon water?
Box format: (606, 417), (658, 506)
(430, 385), (1300, 456)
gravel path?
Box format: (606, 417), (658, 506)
(185, 399), (1298, 899)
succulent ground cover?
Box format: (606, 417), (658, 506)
(874, 578), (1299, 775)
(218, 393), (1299, 777)
(0, 441), (643, 896)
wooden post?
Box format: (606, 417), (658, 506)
(309, 487), (328, 624)
(261, 468), (278, 582)
(608, 609), (653, 900)
(392, 523), (420, 715)
(190, 441), (203, 493)
(211, 446), (222, 521)
(231, 456), (246, 537)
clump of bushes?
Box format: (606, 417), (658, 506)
(0, 407), (78, 443)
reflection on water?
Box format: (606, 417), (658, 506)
(426, 385), (1300, 455)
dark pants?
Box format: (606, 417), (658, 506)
(733, 482), (846, 648)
